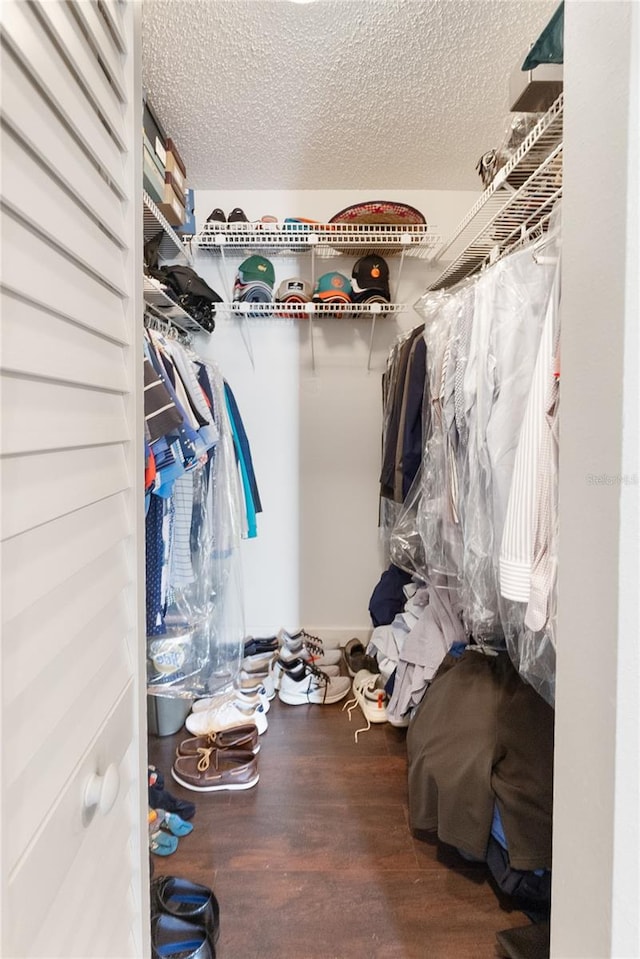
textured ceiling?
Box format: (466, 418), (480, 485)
(142, 0), (557, 191)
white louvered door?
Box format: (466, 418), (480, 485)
(0, 1), (147, 956)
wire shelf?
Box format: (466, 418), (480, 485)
(428, 93), (563, 290)
(188, 222), (441, 259)
(215, 301), (409, 318)
(143, 277), (206, 335)
(143, 191), (192, 264)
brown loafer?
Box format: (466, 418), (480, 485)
(171, 747), (259, 792)
(176, 725), (260, 758)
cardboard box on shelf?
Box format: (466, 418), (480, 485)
(165, 138), (187, 195)
(143, 144), (165, 204)
(164, 170), (185, 207)
(158, 179), (186, 227)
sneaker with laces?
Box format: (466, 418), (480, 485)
(278, 661), (351, 706)
(273, 655), (340, 691)
(172, 746), (259, 792)
(177, 725), (260, 757)
(279, 628), (343, 666)
(342, 669), (389, 741)
(185, 699), (268, 736)
(192, 687), (270, 714)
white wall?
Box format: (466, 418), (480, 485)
(552, 3), (640, 957)
(191, 189), (477, 639)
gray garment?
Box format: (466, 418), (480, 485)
(387, 584), (466, 724)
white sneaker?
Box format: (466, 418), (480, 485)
(192, 687), (270, 714)
(278, 661), (351, 706)
(273, 655), (340, 691)
(279, 628), (343, 667)
(343, 670), (389, 742)
(186, 699), (268, 736)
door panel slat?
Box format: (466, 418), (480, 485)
(1, 48), (126, 244)
(1, 492), (130, 622)
(0, 374), (128, 457)
(32, 0), (126, 148)
(2, 127), (126, 292)
(0, 294), (128, 393)
(1, 218), (128, 345)
(3, 542), (130, 692)
(69, 0), (126, 103)
(0, 0), (126, 196)
(1, 444), (129, 540)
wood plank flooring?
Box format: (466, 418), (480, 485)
(148, 694), (529, 959)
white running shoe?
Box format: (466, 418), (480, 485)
(278, 661), (351, 706)
(342, 669), (389, 741)
(186, 699), (268, 736)
(273, 655), (340, 691)
(192, 687), (270, 714)
(279, 628), (343, 667)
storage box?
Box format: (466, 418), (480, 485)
(143, 96), (167, 165)
(165, 138), (187, 195)
(143, 144), (165, 204)
(164, 170), (185, 207)
(509, 60), (563, 113)
(158, 179), (186, 227)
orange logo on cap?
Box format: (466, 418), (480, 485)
(371, 265), (381, 278)
(331, 274), (344, 288)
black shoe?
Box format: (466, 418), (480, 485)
(151, 876), (220, 944)
(151, 913), (214, 959)
(206, 208), (225, 223)
(148, 784), (196, 821)
(244, 636), (278, 657)
(227, 207), (248, 223)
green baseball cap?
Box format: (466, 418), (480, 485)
(237, 255), (275, 289)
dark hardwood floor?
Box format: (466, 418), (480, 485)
(148, 694), (529, 959)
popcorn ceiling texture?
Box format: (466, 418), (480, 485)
(142, 0), (556, 191)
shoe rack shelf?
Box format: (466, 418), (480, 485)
(427, 93), (563, 291)
(214, 301), (409, 318)
(143, 276), (206, 336)
(187, 221), (434, 370)
(144, 190), (192, 265)
(187, 222), (441, 259)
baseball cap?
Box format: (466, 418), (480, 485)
(276, 278), (312, 303)
(312, 272), (353, 303)
(352, 289), (391, 305)
(236, 255), (275, 289)
(351, 255), (390, 294)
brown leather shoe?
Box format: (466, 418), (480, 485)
(176, 725), (260, 758)
(171, 747), (259, 792)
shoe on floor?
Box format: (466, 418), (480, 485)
(172, 747), (259, 792)
(279, 628), (343, 666)
(343, 669), (388, 741)
(243, 636), (279, 657)
(177, 725), (260, 757)
(185, 700), (268, 736)
(273, 655), (340, 691)
(151, 875), (220, 945)
(150, 830), (179, 857)
(150, 912), (214, 959)
(342, 638), (379, 677)
(191, 687), (270, 714)
(277, 641), (342, 669)
(278, 661), (351, 706)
